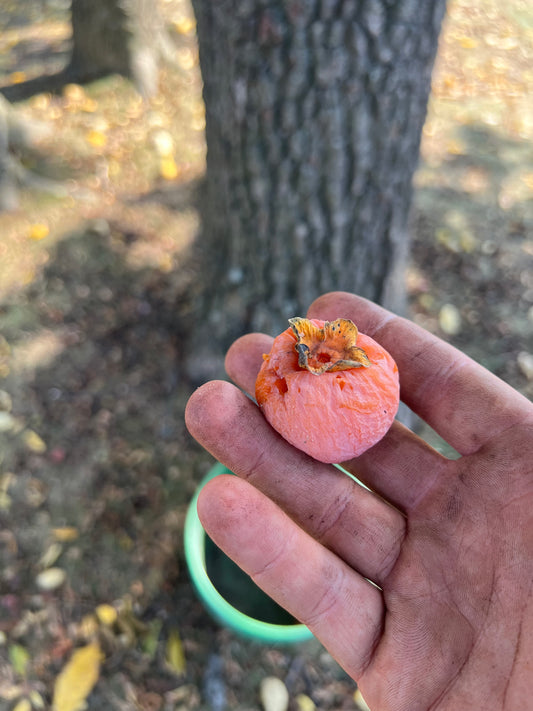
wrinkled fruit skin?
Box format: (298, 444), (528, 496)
(255, 320), (399, 463)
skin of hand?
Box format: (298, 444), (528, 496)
(185, 292), (533, 711)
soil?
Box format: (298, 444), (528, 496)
(0, 0), (531, 709)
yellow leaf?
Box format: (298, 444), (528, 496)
(81, 98), (98, 113)
(78, 614), (99, 640)
(29, 690), (46, 709)
(458, 36), (478, 49)
(353, 688), (371, 711)
(52, 642), (102, 711)
(63, 84), (85, 102)
(31, 94), (51, 111)
(173, 17), (196, 35)
(39, 542), (63, 569)
(12, 699), (31, 711)
(95, 604), (117, 626)
(446, 138), (465, 155)
(86, 130), (107, 148)
(295, 693), (316, 711)
(439, 303), (462, 336)
(52, 527), (79, 542)
(9, 71), (27, 84)
(165, 628), (186, 676)
(159, 156), (179, 180)
(22, 429), (47, 453)
(29, 223), (49, 241)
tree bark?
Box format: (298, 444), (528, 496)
(0, 98), (18, 211)
(191, 0), (446, 349)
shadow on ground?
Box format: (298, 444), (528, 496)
(412, 123), (533, 393)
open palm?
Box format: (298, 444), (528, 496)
(185, 292), (533, 711)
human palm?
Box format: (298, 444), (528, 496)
(185, 292), (533, 711)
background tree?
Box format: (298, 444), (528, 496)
(190, 0), (447, 354)
(0, 95), (60, 211)
(69, 0), (175, 98)
(0, 0), (179, 208)
(1, 0), (176, 101)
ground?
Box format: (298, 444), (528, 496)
(0, 0), (532, 710)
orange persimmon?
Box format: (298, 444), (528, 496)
(255, 318), (399, 463)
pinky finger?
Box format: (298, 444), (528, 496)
(197, 475), (384, 680)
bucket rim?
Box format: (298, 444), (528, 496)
(184, 462), (313, 644)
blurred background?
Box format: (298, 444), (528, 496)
(0, 0), (531, 709)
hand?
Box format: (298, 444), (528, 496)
(185, 292), (533, 711)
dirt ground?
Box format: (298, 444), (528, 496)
(0, 0), (532, 709)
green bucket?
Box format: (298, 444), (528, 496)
(184, 463), (313, 644)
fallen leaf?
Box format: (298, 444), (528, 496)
(22, 429), (47, 453)
(52, 642), (102, 711)
(173, 17), (196, 35)
(0, 389), (13, 411)
(39, 542), (63, 569)
(439, 303), (462, 336)
(95, 604), (117, 626)
(86, 130), (107, 148)
(141, 619), (162, 658)
(62, 83), (86, 102)
(458, 36), (478, 49)
(12, 699), (31, 711)
(152, 129), (174, 156)
(159, 156), (179, 180)
(295, 693), (315, 711)
(81, 97), (98, 113)
(0, 681), (24, 701)
(165, 628), (186, 676)
(517, 352), (533, 380)
(78, 614), (99, 640)
(8, 644), (30, 677)
(36, 567), (66, 591)
(0, 412), (16, 432)
(353, 688), (371, 711)
(28, 223), (49, 241)
(259, 677), (289, 711)
(29, 690), (46, 709)
(9, 71), (27, 84)
(52, 527), (79, 542)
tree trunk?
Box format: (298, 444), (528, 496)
(0, 96), (56, 211)
(0, 98), (18, 211)
(69, 0), (165, 96)
(191, 0), (446, 350)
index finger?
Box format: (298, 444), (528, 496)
(308, 292), (532, 455)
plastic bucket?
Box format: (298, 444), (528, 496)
(184, 462), (313, 644)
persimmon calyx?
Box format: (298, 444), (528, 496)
(288, 317), (371, 375)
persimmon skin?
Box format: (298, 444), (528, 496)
(255, 320), (399, 463)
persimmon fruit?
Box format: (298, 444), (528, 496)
(255, 318), (399, 463)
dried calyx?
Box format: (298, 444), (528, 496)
(288, 317), (371, 375)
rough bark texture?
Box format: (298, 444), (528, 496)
(192, 0), (446, 348)
(69, 0), (165, 96)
